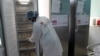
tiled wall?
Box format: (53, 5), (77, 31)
(1, 0), (19, 56)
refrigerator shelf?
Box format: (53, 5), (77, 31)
(19, 47), (36, 51)
(17, 29), (32, 32)
(18, 39), (30, 43)
(17, 22), (32, 24)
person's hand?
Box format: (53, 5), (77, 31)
(27, 38), (35, 43)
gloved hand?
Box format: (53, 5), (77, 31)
(26, 37), (35, 43)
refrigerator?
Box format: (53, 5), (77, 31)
(52, 0), (90, 56)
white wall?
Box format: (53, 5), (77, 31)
(38, 0), (51, 19)
(1, 0), (19, 56)
(88, 0), (100, 50)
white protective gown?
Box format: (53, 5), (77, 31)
(29, 17), (63, 56)
(92, 45), (100, 56)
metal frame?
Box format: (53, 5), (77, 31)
(0, 0), (8, 56)
(13, 0), (20, 56)
(68, 0), (77, 56)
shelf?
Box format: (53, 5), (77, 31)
(17, 29), (32, 32)
(17, 22), (32, 24)
(18, 39), (35, 44)
(19, 39), (30, 43)
(16, 13), (26, 14)
(18, 30), (32, 32)
(17, 29), (32, 30)
(19, 47), (36, 51)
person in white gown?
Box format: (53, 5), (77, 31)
(26, 11), (63, 56)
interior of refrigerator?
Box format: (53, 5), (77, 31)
(15, 1), (36, 56)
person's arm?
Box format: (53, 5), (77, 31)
(29, 23), (42, 42)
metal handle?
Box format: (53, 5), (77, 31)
(68, 0), (77, 56)
(75, 18), (79, 32)
(68, 7), (78, 33)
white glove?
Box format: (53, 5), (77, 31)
(28, 38), (35, 43)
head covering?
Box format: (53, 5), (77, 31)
(27, 11), (38, 19)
